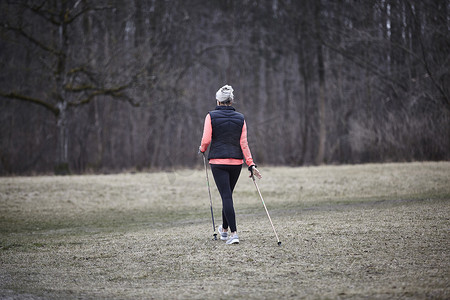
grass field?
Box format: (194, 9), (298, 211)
(0, 162), (449, 299)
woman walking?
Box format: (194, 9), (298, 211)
(199, 85), (261, 245)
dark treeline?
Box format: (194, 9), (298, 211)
(0, 0), (449, 175)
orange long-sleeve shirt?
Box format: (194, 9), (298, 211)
(200, 114), (255, 166)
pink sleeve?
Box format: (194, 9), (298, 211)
(199, 114), (212, 153)
(240, 120), (255, 167)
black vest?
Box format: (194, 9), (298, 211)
(208, 106), (245, 160)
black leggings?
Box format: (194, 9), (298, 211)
(210, 164), (242, 232)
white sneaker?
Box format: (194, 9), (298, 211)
(226, 234), (239, 245)
(218, 225), (229, 241)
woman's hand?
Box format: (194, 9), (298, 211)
(249, 166), (262, 179)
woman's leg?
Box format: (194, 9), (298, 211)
(210, 164), (242, 233)
(221, 210), (229, 231)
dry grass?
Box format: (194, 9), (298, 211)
(0, 162), (449, 299)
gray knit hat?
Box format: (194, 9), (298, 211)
(216, 85), (234, 102)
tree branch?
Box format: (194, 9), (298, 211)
(175, 44), (234, 84)
(64, 84), (95, 93)
(1, 23), (61, 56)
(66, 5), (115, 24)
(407, 3), (449, 108)
(26, 2), (60, 26)
(67, 66), (99, 86)
(0, 92), (59, 116)
(320, 38), (408, 94)
(68, 83), (138, 107)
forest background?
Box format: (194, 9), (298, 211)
(0, 0), (448, 175)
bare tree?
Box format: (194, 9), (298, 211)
(0, 1), (142, 173)
(0, 0), (448, 174)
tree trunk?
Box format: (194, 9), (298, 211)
(315, 0), (326, 165)
(55, 102), (69, 174)
(94, 99), (103, 169)
(297, 28), (310, 165)
(54, 1), (70, 174)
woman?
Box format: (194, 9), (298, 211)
(199, 84), (262, 245)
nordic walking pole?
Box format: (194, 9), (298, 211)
(251, 174), (281, 246)
(202, 152), (218, 240)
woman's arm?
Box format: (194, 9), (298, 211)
(241, 121), (262, 179)
(240, 121), (254, 167)
(199, 114), (212, 153)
